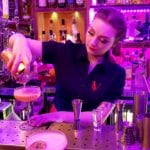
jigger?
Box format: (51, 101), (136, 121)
(72, 99), (83, 130)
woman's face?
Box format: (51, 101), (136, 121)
(86, 18), (116, 57)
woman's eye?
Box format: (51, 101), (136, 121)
(98, 38), (109, 44)
(88, 31), (94, 36)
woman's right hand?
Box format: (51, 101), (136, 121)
(7, 33), (32, 77)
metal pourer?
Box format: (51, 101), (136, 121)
(72, 99), (83, 131)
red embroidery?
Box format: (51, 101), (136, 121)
(92, 81), (97, 91)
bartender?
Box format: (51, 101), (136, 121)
(7, 7), (127, 112)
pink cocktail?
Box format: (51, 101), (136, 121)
(14, 86), (41, 130)
(14, 86), (41, 102)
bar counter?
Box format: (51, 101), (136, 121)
(0, 120), (141, 150)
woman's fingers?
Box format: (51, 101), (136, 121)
(29, 115), (48, 127)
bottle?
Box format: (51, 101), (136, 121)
(122, 51), (132, 90)
(58, 0), (66, 8)
(132, 50), (139, 80)
(76, 0), (84, 7)
(29, 19), (34, 39)
(72, 17), (78, 43)
(59, 19), (67, 43)
(67, 0), (75, 7)
(41, 30), (46, 41)
(141, 13), (150, 40)
(2, 0), (9, 19)
(49, 30), (55, 41)
(49, 19), (56, 41)
(22, 1), (30, 21)
(75, 33), (82, 44)
(123, 51), (132, 80)
(97, 0), (105, 4)
(48, 0), (57, 8)
(37, 0), (47, 8)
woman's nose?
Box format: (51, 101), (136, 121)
(90, 37), (99, 47)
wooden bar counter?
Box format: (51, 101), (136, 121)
(0, 120), (141, 150)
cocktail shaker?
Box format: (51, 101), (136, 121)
(135, 114), (144, 143)
(142, 113), (150, 150)
(0, 48), (31, 84)
(121, 122), (135, 146)
(72, 99), (83, 130)
(133, 90), (148, 123)
(0, 48), (25, 74)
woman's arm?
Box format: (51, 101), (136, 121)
(30, 102), (115, 127)
(30, 111), (93, 127)
(7, 33), (42, 76)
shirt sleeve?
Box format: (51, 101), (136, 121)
(42, 41), (65, 64)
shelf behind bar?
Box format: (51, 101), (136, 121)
(121, 40), (150, 48)
(34, 7), (86, 13)
(90, 4), (150, 9)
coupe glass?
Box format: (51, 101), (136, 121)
(14, 85), (41, 130)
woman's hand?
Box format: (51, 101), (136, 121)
(29, 111), (93, 127)
(29, 112), (63, 127)
(7, 33), (32, 77)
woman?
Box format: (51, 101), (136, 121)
(8, 7), (126, 114)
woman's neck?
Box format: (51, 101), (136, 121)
(88, 54), (104, 74)
(88, 54), (104, 65)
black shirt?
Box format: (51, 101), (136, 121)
(42, 40), (125, 111)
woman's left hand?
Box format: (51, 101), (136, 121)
(29, 113), (56, 127)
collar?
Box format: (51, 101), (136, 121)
(95, 55), (115, 73)
(75, 44), (115, 73)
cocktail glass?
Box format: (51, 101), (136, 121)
(14, 86), (41, 130)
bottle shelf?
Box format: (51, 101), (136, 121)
(121, 40), (150, 48)
(90, 4), (150, 10)
(34, 7), (86, 12)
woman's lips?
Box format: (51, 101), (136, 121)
(89, 46), (97, 52)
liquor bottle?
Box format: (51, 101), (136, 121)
(75, 33), (82, 44)
(2, 0), (9, 19)
(72, 17), (78, 42)
(49, 19), (56, 41)
(37, 0), (47, 8)
(97, 0), (105, 4)
(58, 0), (66, 8)
(122, 51), (132, 90)
(123, 51), (132, 80)
(132, 50), (139, 80)
(41, 30), (46, 41)
(48, 0), (57, 8)
(59, 19), (67, 43)
(106, 0), (115, 4)
(67, 0), (75, 7)
(141, 13), (150, 40)
(22, 2), (30, 21)
(76, 0), (84, 7)
(49, 30), (56, 41)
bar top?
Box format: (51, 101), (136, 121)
(0, 120), (141, 150)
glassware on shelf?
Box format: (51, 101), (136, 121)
(14, 86), (41, 130)
(37, 0), (48, 8)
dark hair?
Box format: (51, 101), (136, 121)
(94, 7), (127, 43)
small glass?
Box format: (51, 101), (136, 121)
(92, 109), (103, 131)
